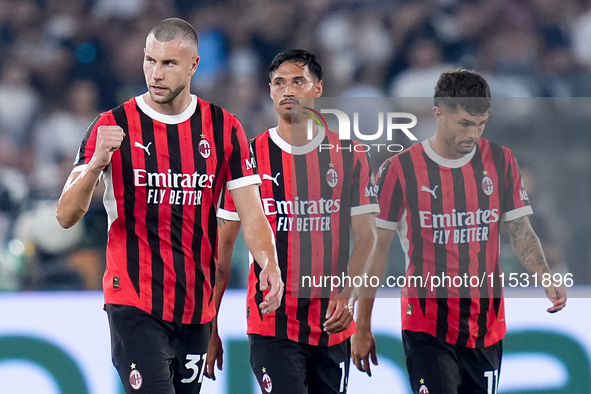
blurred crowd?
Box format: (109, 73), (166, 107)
(0, 0), (589, 291)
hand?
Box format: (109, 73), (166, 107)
(351, 328), (378, 376)
(323, 298), (354, 334)
(258, 264), (283, 314)
(204, 329), (224, 380)
(544, 283), (567, 313)
(91, 125), (125, 168)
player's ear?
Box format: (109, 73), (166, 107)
(189, 55), (200, 76)
(315, 80), (323, 97)
(433, 106), (443, 122)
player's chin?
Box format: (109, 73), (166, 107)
(278, 111), (293, 123)
(149, 91), (170, 103)
(456, 143), (475, 153)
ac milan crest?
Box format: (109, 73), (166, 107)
(482, 175), (494, 196)
(262, 373), (273, 393)
(199, 139), (211, 159)
(326, 168), (339, 188)
(129, 368), (143, 390)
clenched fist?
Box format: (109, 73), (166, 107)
(91, 125), (125, 169)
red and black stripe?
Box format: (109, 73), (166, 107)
(224, 129), (376, 346)
(377, 139), (530, 348)
(74, 96), (256, 325)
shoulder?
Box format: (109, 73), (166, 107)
(107, 101), (127, 117)
(478, 138), (515, 161)
(250, 130), (268, 148)
(90, 107), (121, 128)
(324, 128), (364, 155)
(393, 141), (421, 162)
(254, 129), (272, 141)
(378, 142), (421, 175)
(102, 97), (137, 122)
(325, 128), (340, 140)
(198, 97), (241, 124)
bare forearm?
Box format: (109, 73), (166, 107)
(57, 124), (125, 228)
(349, 228), (377, 275)
(506, 216), (552, 275)
(348, 230), (378, 298)
(56, 165), (103, 228)
(361, 226), (395, 295)
(348, 213), (378, 298)
(355, 297), (375, 331)
(215, 218), (241, 315)
(214, 255), (230, 314)
(241, 215), (278, 270)
(211, 260), (228, 333)
(229, 185), (279, 270)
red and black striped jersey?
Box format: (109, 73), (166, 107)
(376, 139), (532, 348)
(74, 94), (260, 325)
(218, 127), (379, 346)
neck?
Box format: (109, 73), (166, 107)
(276, 116), (319, 146)
(143, 89), (192, 116)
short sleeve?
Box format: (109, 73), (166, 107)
(225, 116), (261, 190)
(502, 149), (533, 222)
(217, 185), (240, 221)
(376, 158), (404, 230)
(350, 147), (380, 216)
(72, 114), (108, 172)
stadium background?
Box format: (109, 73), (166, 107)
(0, 0), (590, 393)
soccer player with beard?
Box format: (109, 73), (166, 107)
(373, 69), (567, 393)
(57, 18), (283, 394)
(205, 50), (380, 393)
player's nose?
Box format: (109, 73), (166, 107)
(152, 64), (164, 80)
(284, 83), (295, 96)
(466, 125), (480, 140)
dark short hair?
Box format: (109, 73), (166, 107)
(149, 18), (198, 48)
(434, 69), (491, 115)
(269, 49), (323, 81)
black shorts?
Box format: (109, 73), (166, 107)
(106, 304), (212, 394)
(403, 330), (502, 394)
(249, 334), (351, 394)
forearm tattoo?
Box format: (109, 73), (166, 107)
(505, 217), (549, 274)
(216, 262), (226, 284)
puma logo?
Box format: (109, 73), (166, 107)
(421, 185), (439, 199)
(262, 172), (281, 186)
(134, 141), (152, 155)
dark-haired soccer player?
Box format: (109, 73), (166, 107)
(374, 69), (567, 393)
(56, 18), (283, 394)
(205, 50), (379, 393)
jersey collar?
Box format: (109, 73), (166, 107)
(421, 139), (477, 168)
(135, 94), (198, 124)
(268, 126), (326, 155)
